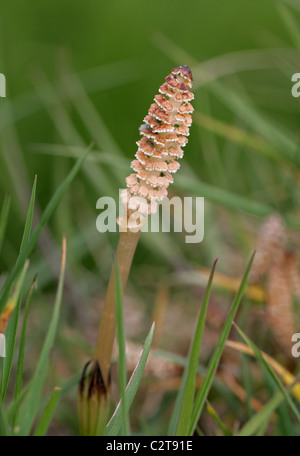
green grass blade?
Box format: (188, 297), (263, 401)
(0, 401), (9, 436)
(176, 176), (273, 217)
(0, 178), (37, 401)
(33, 387), (62, 436)
(14, 274), (37, 401)
(0, 145), (90, 315)
(0, 260), (29, 401)
(277, 2), (300, 49)
(0, 175), (38, 401)
(237, 391), (283, 436)
(14, 237), (66, 436)
(61, 70), (123, 156)
(234, 324), (300, 425)
(114, 259), (130, 436)
(105, 322), (155, 436)
(0, 195), (10, 255)
(188, 251), (255, 435)
(31, 144), (129, 169)
(19, 175), (37, 254)
(8, 371), (79, 429)
(32, 69), (114, 196)
(175, 176), (300, 231)
(241, 354), (253, 418)
(6, 381), (32, 424)
(0, 60), (140, 131)
(209, 81), (299, 166)
(171, 259), (218, 436)
(206, 401), (233, 436)
(194, 111), (284, 165)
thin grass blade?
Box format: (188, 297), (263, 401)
(0, 145), (90, 315)
(14, 236), (66, 435)
(171, 259), (218, 436)
(33, 387), (62, 436)
(14, 274), (37, 401)
(0, 401), (9, 436)
(277, 2), (300, 49)
(188, 251), (255, 435)
(206, 401), (233, 436)
(0, 195), (10, 255)
(226, 340), (300, 402)
(237, 391), (283, 436)
(0, 176), (38, 401)
(234, 324), (300, 424)
(105, 322), (155, 436)
(0, 261), (29, 401)
(19, 175), (37, 254)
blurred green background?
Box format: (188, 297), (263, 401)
(0, 0), (299, 435)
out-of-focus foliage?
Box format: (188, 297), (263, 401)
(0, 0), (300, 436)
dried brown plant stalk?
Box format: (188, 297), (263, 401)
(250, 213), (300, 356)
(94, 230), (141, 386)
(267, 251), (299, 355)
(78, 65), (194, 435)
(250, 213), (286, 283)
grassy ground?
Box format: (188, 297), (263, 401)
(0, 0), (300, 436)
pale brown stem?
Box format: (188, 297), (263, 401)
(94, 229), (141, 387)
